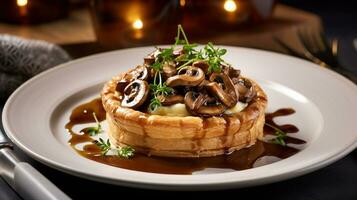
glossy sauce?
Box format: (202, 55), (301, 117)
(65, 98), (305, 174)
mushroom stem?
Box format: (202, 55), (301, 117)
(207, 73), (238, 108)
(236, 78), (256, 103)
(184, 92), (227, 116)
(205, 82), (236, 107)
(159, 94), (184, 106)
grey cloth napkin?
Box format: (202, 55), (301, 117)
(0, 35), (71, 99)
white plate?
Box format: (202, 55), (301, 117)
(3, 46), (357, 190)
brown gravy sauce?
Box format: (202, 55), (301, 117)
(65, 98), (305, 175)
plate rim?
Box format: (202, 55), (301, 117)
(3, 46), (357, 190)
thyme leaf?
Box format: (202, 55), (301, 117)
(265, 123), (288, 146)
(82, 112), (102, 136)
(93, 138), (135, 158)
(147, 25), (230, 110)
(118, 146), (135, 158)
(93, 138), (111, 155)
(149, 71), (174, 111)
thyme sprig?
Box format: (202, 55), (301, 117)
(93, 138), (111, 155)
(93, 138), (135, 158)
(117, 146), (135, 159)
(83, 112), (102, 136)
(149, 71), (174, 111)
(204, 42), (229, 73)
(265, 123), (288, 146)
(148, 25), (230, 111)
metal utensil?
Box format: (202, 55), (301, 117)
(273, 30), (357, 83)
(0, 129), (70, 200)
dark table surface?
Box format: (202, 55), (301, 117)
(1, 2), (357, 199)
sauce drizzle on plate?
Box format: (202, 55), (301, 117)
(65, 98), (305, 175)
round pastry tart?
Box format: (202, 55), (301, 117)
(101, 27), (267, 157)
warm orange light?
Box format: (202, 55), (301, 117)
(17, 0), (28, 7)
(224, 0), (237, 12)
(132, 19), (143, 30)
(180, 0), (186, 7)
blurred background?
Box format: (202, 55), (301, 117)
(1, 0), (356, 75)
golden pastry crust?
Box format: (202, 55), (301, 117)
(101, 72), (268, 157)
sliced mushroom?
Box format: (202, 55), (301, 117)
(222, 66), (240, 84)
(184, 92), (226, 116)
(197, 79), (210, 89)
(121, 80), (149, 109)
(162, 62), (177, 79)
(115, 80), (130, 93)
(206, 73), (238, 107)
(131, 65), (149, 81)
(158, 94), (184, 106)
(184, 92), (206, 111)
(116, 65), (149, 93)
(173, 48), (184, 57)
(222, 65), (240, 78)
(144, 55), (155, 65)
(193, 61), (209, 74)
(205, 82), (236, 107)
(144, 49), (160, 65)
(236, 78), (256, 103)
(166, 66), (205, 87)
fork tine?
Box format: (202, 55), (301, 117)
(299, 29), (340, 67)
(297, 30), (334, 68)
(273, 33), (328, 67)
(273, 31), (355, 82)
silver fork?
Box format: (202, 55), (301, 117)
(273, 29), (357, 83)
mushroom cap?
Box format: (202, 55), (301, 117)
(162, 62), (177, 79)
(205, 82), (236, 108)
(184, 91), (227, 116)
(207, 73), (238, 107)
(166, 66), (205, 87)
(159, 94), (184, 106)
(121, 80), (149, 109)
(236, 78), (256, 103)
(193, 60), (209, 74)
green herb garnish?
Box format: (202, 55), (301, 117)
(94, 138), (135, 158)
(148, 71), (174, 111)
(265, 123), (288, 146)
(147, 25), (230, 111)
(204, 42), (228, 73)
(117, 146), (135, 158)
(84, 112), (102, 136)
(93, 138), (111, 155)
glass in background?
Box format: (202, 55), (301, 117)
(90, 0), (182, 48)
(90, 0), (276, 48)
